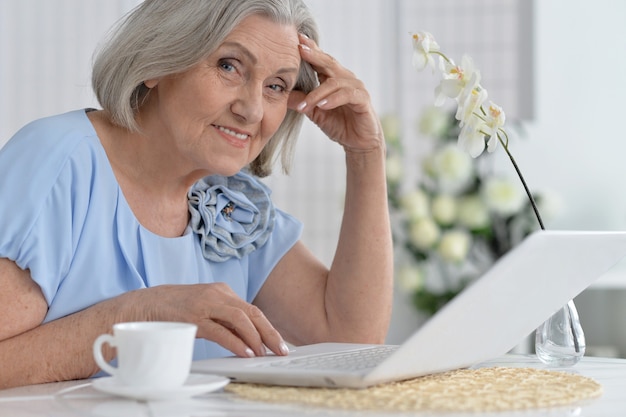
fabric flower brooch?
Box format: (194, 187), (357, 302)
(188, 172), (275, 262)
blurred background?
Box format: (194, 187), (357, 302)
(1, 0), (626, 355)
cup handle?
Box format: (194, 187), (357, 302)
(93, 334), (118, 377)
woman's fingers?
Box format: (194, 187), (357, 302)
(150, 283), (288, 358)
(292, 33), (383, 152)
(203, 301), (286, 358)
(200, 319), (258, 358)
(192, 284), (287, 358)
(298, 33), (344, 79)
(295, 37), (364, 112)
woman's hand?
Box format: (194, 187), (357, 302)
(273, 36), (393, 347)
(0, 265), (287, 389)
(145, 283), (288, 358)
(289, 34), (384, 154)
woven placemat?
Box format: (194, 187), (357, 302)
(225, 367), (602, 413)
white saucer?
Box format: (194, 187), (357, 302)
(92, 374), (230, 401)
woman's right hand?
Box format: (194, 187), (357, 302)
(143, 283), (289, 358)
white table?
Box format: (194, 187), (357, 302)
(2, 354), (626, 417)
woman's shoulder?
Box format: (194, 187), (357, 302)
(5, 109), (98, 148)
(1, 109), (104, 176)
(0, 109), (114, 235)
(0, 110), (117, 276)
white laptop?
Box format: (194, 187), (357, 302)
(192, 230), (626, 388)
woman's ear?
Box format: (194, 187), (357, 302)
(144, 78), (159, 89)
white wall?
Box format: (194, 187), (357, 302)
(0, 0), (141, 143)
(496, 0), (626, 233)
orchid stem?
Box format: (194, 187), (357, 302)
(497, 134), (545, 231)
(431, 51), (452, 64)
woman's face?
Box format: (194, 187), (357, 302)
(141, 14), (301, 178)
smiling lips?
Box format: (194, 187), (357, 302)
(215, 125), (250, 141)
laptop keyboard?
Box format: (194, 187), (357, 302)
(263, 345), (398, 372)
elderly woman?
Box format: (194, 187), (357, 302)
(0, 0), (392, 389)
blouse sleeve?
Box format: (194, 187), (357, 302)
(245, 207), (303, 302)
(0, 114), (94, 304)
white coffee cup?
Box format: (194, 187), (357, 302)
(93, 321), (197, 388)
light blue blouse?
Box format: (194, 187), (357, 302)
(0, 109), (303, 360)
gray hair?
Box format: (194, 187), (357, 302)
(92, 0), (319, 177)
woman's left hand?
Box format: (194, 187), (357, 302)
(289, 34), (384, 153)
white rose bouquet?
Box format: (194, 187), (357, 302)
(385, 32), (559, 316)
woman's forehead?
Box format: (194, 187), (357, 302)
(222, 15), (301, 67)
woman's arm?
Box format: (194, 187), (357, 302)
(326, 146), (393, 342)
(0, 257), (288, 389)
(254, 34), (393, 345)
(0, 257), (126, 388)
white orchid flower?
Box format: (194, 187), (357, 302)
(434, 55), (481, 107)
(437, 229), (471, 263)
(409, 217), (441, 250)
(458, 116), (487, 158)
(457, 85), (488, 128)
(482, 177), (526, 216)
(411, 31), (440, 71)
(483, 102), (506, 153)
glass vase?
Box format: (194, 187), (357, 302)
(535, 299), (585, 366)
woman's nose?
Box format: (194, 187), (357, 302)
(230, 83), (264, 124)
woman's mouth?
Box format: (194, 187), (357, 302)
(214, 125), (250, 141)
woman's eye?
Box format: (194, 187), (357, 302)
(219, 60), (236, 72)
(268, 84), (286, 93)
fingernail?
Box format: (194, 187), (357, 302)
(297, 101), (307, 111)
(299, 43), (311, 52)
(299, 33), (310, 40)
(280, 342), (290, 355)
(316, 99), (328, 108)
(245, 348), (255, 358)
